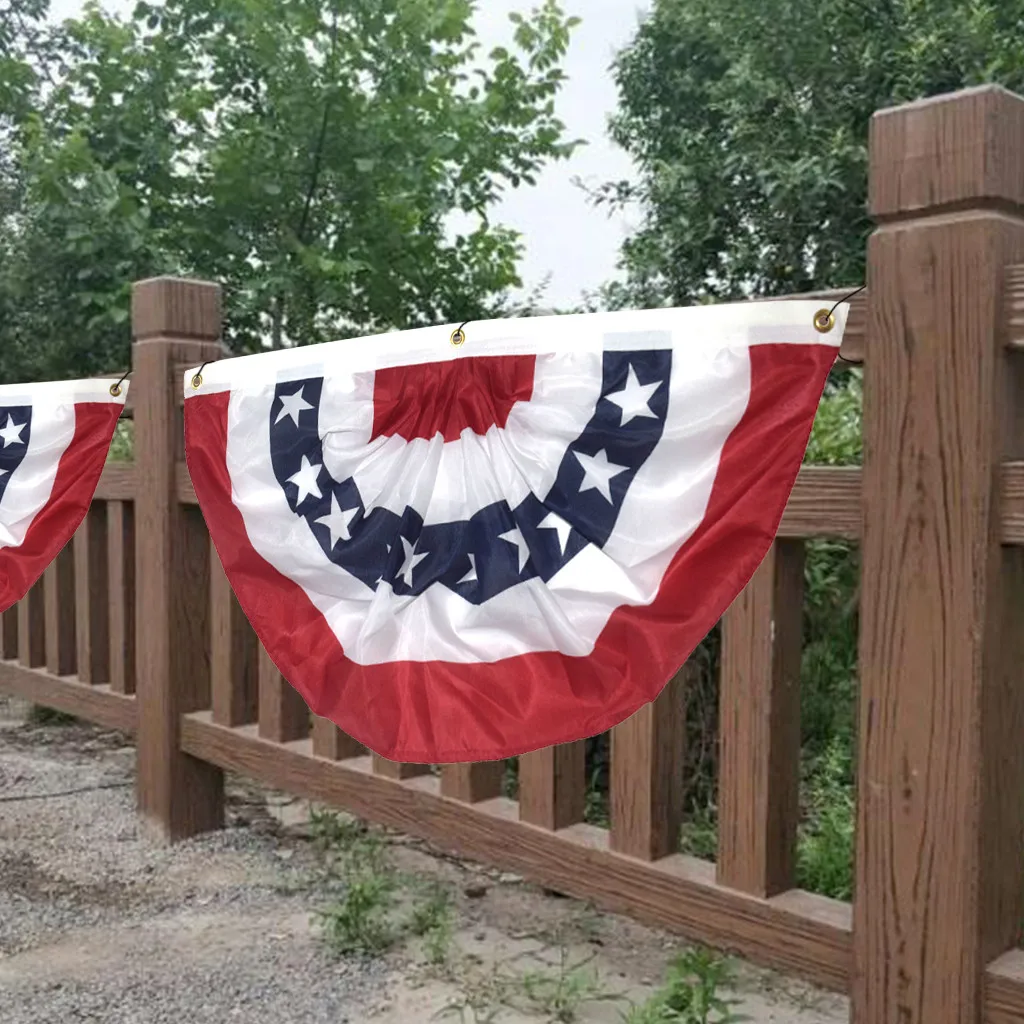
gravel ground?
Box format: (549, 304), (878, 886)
(0, 697), (388, 1024)
(0, 695), (850, 1024)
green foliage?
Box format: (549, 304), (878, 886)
(410, 880), (455, 966)
(310, 807), (457, 961)
(25, 704), (77, 725)
(796, 736), (855, 901)
(317, 871), (398, 955)
(622, 948), (746, 1024)
(314, 816), (399, 955)
(0, 0), (581, 382)
(513, 948), (624, 1022)
(600, 0), (1024, 306)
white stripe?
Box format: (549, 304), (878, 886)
(185, 300), (846, 395)
(0, 380), (126, 551)
(0, 378), (129, 405)
(316, 352), (601, 524)
(0, 404), (74, 550)
(223, 340), (753, 663)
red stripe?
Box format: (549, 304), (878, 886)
(185, 344), (836, 763)
(0, 403), (123, 613)
(371, 355), (536, 442)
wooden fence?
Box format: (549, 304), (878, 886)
(4, 84), (1024, 1024)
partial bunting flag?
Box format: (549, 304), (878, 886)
(0, 379), (128, 614)
(184, 302), (846, 763)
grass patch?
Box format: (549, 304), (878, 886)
(311, 807), (456, 962)
(26, 704), (77, 726)
(623, 948), (746, 1024)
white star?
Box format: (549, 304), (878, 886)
(499, 527), (531, 573)
(315, 492), (359, 549)
(0, 415), (26, 448)
(605, 365), (662, 426)
(275, 387), (314, 427)
(287, 455), (323, 505)
(399, 537), (429, 587)
(574, 449), (629, 503)
(538, 512), (572, 555)
(0, 467), (6, 477)
(458, 553), (478, 584)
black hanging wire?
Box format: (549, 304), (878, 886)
(191, 360), (212, 388)
(108, 368), (131, 398)
(814, 283), (866, 366)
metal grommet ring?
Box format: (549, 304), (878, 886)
(450, 328), (466, 347)
(109, 383), (122, 398)
(813, 308), (835, 334)
(191, 373), (203, 389)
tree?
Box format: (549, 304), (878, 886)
(0, 0), (581, 381)
(599, 0), (1024, 306)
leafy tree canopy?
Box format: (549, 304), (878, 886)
(0, 0), (581, 381)
(600, 0), (1024, 307)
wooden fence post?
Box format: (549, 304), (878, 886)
(855, 86), (1024, 1024)
(133, 276), (225, 841)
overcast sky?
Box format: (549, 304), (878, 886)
(48, 0), (651, 307)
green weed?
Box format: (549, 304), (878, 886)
(26, 704), (76, 726)
(622, 948), (746, 1024)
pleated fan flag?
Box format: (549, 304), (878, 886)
(0, 378), (128, 614)
(184, 301), (846, 763)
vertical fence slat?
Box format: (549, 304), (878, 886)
(74, 502), (109, 684)
(312, 717), (363, 760)
(133, 276), (224, 840)
(1, 605), (16, 660)
(18, 581), (44, 668)
(854, 87), (1024, 1024)
(211, 543), (257, 727)
(717, 539), (804, 896)
(372, 755), (431, 780)
(43, 546), (76, 677)
(440, 762), (504, 803)
(518, 742), (586, 830)
(107, 500), (136, 694)
(610, 665), (688, 861)
(257, 642), (308, 742)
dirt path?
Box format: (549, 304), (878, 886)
(0, 696), (849, 1023)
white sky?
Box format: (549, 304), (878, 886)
(47, 0), (650, 308)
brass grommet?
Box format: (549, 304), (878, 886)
(813, 308), (835, 334)
(191, 373), (203, 389)
(109, 383), (122, 398)
(450, 328), (466, 347)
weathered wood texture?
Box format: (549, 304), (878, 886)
(257, 643), (308, 743)
(17, 580), (44, 668)
(75, 503), (110, 684)
(0, 605), (17, 660)
(181, 712), (853, 991)
(372, 755), (431, 780)
(985, 950), (1024, 1023)
(718, 539), (804, 897)
(0, 662), (136, 732)
(210, 543), (257, 728)
(610, 664), (688, 861)
(43, 544), (76, 677)
(107, 500), (136, 694)
(132, 276), (225, 840)
(440, 761), (505, 803)
(855, 85), (1024, 1024)
(312, 717), (364, 761)
(519, 741), (586, 831)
